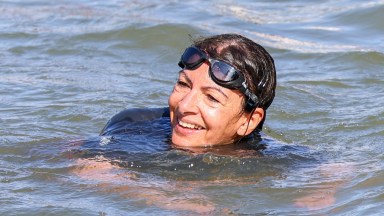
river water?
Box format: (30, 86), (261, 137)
(1, 0), (383, 215)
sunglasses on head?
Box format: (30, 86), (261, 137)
(178, 46), (259, 110)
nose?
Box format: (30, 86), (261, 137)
(178, 89), (200, 115)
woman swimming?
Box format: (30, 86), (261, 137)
(101, 33), (276, 149)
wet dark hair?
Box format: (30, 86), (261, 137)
(192, 34), (276, 112)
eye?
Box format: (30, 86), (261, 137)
(176, 80), (190, 88)
(207, 94), (220, 103)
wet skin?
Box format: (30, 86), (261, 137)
(168, 62), (263, 147)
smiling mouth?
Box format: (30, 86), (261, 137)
(178, 119), (204, 130)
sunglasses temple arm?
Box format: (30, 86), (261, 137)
(241, 81), (259, 107)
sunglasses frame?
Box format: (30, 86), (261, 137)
(178, 46), (259, 110)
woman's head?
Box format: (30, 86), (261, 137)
(168, 34), (276, 147)
(193, 34), (276, 111)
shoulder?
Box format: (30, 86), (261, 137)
(100, 107), (170, 135)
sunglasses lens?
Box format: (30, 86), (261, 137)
(211, 61), (239, 82)
(180, 47), (240, 83)
(181, 47), (205, 69)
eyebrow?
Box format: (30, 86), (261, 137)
(179, 71), (229, 99)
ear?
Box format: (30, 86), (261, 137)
(237, 108), (264, 136)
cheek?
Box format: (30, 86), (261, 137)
(168, 92), (176, 118)
(168, 89), (179, 108)
(202, 107), (219, 118)
(168, 90), (184, 123)
(201, 107), (228, 129)
(204, 106), (241, 129)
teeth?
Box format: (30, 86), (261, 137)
(178, 120), (203, 130)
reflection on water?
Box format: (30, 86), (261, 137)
(1, 0), (383, 215)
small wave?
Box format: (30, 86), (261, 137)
(246, 30), (370, 53)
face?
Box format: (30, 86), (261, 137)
(168, 62), (250, 147)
